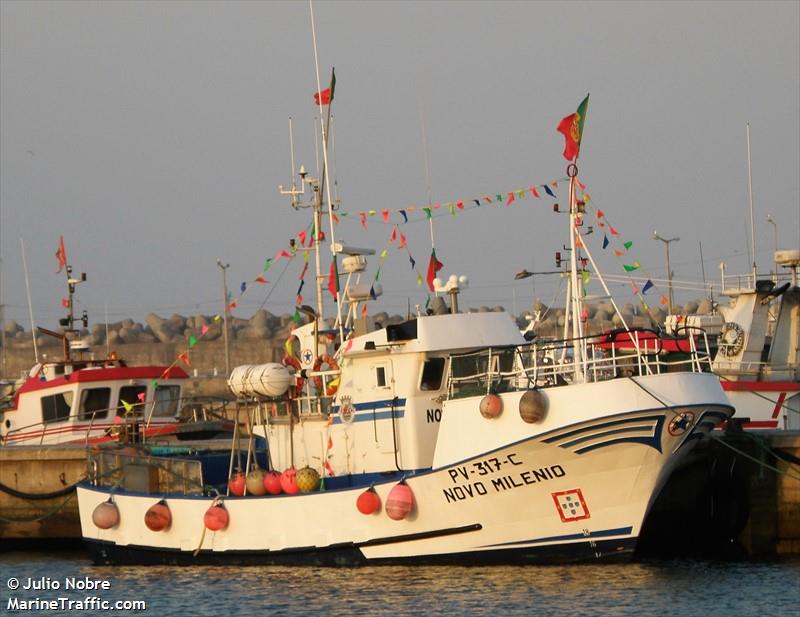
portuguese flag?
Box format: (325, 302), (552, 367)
(426, 248), (444, 292)
(556, 94), (589, 161)
(327, 255), (339, 300)
(314, 67), (336, 106)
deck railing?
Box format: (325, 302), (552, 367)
(446, 330), (714, 399)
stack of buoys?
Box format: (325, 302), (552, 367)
(479, 393), (503, 419)
(356, 486), (381, 515)
(228, 471), (246, 496)
(246, 469), (267, 496)
(385, 480), (414, 520)
(263, 471), (283, 495)
(280, 468), (300, 494)
(144, 499), (171, 532)
(295, 466), (321, 493)
(203, 502), (229, 531)
(92, 497), (120, 530)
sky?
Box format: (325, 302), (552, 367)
(1, 0), (798, 330)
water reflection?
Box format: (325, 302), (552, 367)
(1, 552), (798, 616)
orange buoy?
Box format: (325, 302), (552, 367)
(228, 471), (246, 496)
(280, 468), (300, 494)
(385, 480), (414, 520)
(246, 469), (267, 496)
(203, 503), (229, 531)
(144, 499), (171, 532)
(263, 471), (283, 495)
(479, 393), (503, 418)
(296, 466), (321, 492)
(92, 498), (120, 530)
(356, 487), (381, 515)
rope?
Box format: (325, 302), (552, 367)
(711, 434), (800, 482)
(0, 479), (83, 501)
(741, 431), (800, 474)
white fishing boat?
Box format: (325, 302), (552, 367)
(76, 90), (734, 564)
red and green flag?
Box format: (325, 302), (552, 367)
(426, 248), (444, 292)
(327, 255), (340, 300)
(55, 236), (67, 273)
(314, 67), (336, 106)
(556, 94), (589, 161)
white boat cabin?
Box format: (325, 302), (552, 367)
(0, 358), (188, 446)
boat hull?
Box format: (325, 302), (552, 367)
(78, 400), (732, 565)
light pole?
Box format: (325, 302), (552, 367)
(216, 259), (231, 377)
(767, 214), (778, 281)
(653, 231), (680, 315)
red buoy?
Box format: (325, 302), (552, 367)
(203, 503), (229, 531)
(263, 471), (283, 495)
(228, 471), (246, 496)
(356, 487), (381, 515)
(144, 499), (172, 532)
(280, 468), (299, 494)
(92, 498), (120, 530)
(385, 480), (414, 520)
(479, 393), (503, 418)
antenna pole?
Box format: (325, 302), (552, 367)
(746, 123), (757, 284)
(20, 237), (39, 363)
(309, 1), (341, 334)
(567, 172), (583, 382)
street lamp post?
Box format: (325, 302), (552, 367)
(767, 214), (778, 281)
(653, 231), (680, 315)
(216, 259), (231, 377)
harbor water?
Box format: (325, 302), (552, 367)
(1, 550), (798, 616)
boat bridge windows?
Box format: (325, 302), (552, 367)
(420, 357), (445, 391)
(41, 391), (74, 424)
(117, 385), (147, 416)
(79, 387), (111, 420)
(153, 386), (181, 418)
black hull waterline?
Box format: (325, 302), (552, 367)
(85, 537), (636, 567)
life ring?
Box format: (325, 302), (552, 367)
(313, 354), (340, 395)
(719, 322), (745, 357)
(282, 355), (304, 392)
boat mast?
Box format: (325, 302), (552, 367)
(309, 1), (341, 338)
(567, 167), (584, 382)
(746, 123), (757, 285)
(20, 237), (39, 363)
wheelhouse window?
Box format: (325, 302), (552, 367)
(117, 385), (147, 416)
(41, 391), (74, 423)
(79, 387), (111, 420)
(376, 366), (387, 388)
(420, 357), (445, 391)
(152, 386), (181, 418)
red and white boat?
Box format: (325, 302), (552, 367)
(0, 265), (191, 446)
(0, 353), (189, 446)
(709, 249), (800, 430)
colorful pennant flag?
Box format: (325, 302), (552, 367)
(623, 262), (640, 272)
(642, 280), (654, 294)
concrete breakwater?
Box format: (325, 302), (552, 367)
(1, 299), (713, 384)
